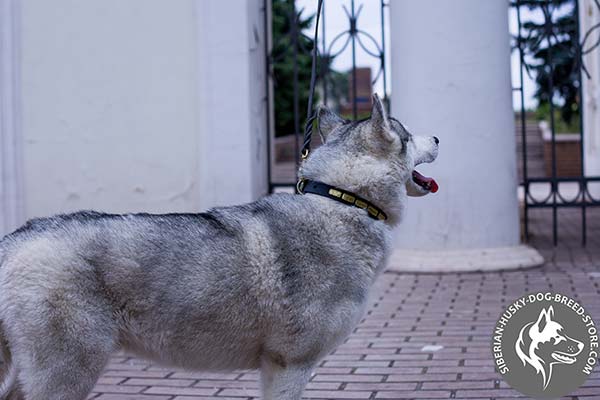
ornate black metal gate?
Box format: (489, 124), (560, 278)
(514, 0), (600, 245)
(263, 0), (389, 191)
(264, 0), (599, 245)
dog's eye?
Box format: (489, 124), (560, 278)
(554, 336), (564, 344)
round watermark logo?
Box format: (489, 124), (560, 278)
(492, 292), (598, 398)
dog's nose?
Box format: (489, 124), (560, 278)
(433, 136), (439, 145)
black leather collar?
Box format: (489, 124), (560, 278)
(296, 179), (388, 221)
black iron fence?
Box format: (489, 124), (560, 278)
(264, 0), (599, 245)
(513, 0), (600, 245)
(264, 0), (389, 190)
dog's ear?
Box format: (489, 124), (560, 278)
(535, 307), (552, 333)
(370, 94), (395, 143)
(318, 106), (345, 143)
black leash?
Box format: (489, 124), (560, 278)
(294, 1), (388, 222)
(300, 0), (324, 160)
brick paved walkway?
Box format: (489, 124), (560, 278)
(87, 208), (600, 400)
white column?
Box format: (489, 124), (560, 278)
(389, 0), (542, 271)
(580, 0), (600, 198)
(0, 0), (25, 236)
(196, 0), (269, 210)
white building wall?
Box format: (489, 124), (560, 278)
(15, 0), (267, 220)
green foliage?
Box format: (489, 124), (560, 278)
(516, 0), (580, 129)
(535, 102), (580, 133)
(271, 0), (316, 137)
(323, 61), (349, 109)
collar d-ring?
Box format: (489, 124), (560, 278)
(296, 178), (306, 194)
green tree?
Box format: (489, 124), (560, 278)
(516, 0), (579, 127)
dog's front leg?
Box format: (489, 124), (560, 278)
(260, 357), (315, 400)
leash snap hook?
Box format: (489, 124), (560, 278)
(296, 178), (306, 194)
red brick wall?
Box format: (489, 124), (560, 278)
(543, 140), (582, 177)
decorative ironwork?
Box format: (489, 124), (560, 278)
(514, 0), (600, 245)
(264, 0), (389, 190)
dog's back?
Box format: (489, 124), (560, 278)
(0, 193), (389, 399)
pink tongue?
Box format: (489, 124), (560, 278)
(413, 171), (439, 193)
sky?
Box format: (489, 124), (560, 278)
(295, 0), (539, 110)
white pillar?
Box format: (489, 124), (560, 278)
(389, 0), (542, 271)
(580, 0), (600, 198)
(196, 0), (269, 210)
(0, 0), (25, 236)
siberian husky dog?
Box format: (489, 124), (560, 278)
(0, 94), (438, 400)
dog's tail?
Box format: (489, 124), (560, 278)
(0, 320), (17, 399)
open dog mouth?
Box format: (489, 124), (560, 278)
(552, 351), (578, 364)
(412, 170), (438, 193)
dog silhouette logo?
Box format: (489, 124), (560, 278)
(515, 306), (584, 390)
(492, 292), (598, 398)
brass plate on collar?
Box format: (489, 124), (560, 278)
(355, 199), (368, 209)
(367, 206), (379, 217)
(328, 189), (342, 198)
(341, 193), (356, 203)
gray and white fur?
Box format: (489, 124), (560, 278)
(0, 94), (438, 400)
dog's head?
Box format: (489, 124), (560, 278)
(299, 94), (439, 224)
(515, 306), (584, 389)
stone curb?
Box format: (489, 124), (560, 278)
(387, 245), (544, 273)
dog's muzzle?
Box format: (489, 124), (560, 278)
(406, 136), (439, 197)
